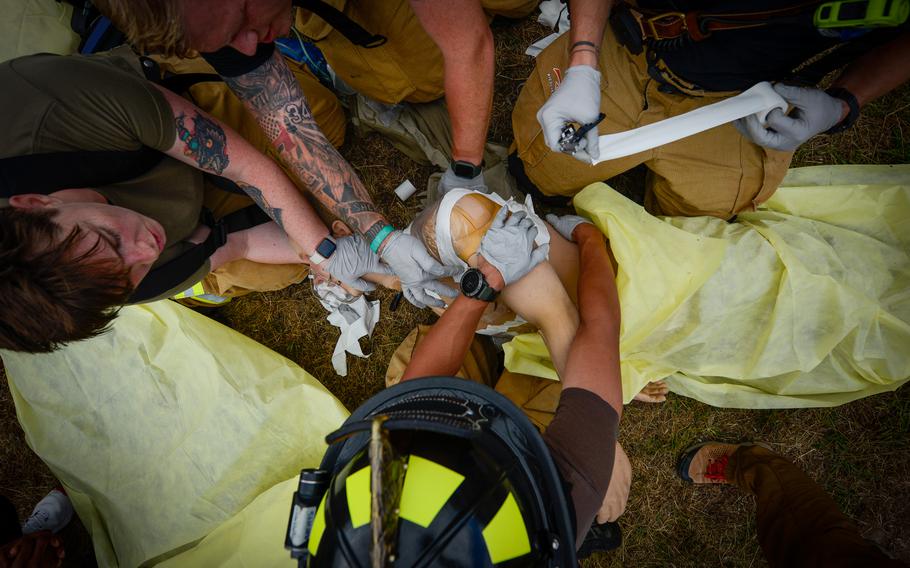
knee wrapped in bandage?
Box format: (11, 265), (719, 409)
(413, 190), (549, 269)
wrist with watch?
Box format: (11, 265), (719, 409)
(308, 236), (337, 265)
(451, 159), (484, 179)
(824, 87), (860, 134)
(459, 267), (500, 302)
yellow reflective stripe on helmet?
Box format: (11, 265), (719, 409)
(346, 465), (372, 529)
(399, 455), (464, 528)
(307, 491), (329, 557)
(482, 492), (531, 563)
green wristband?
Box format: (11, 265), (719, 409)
(370, 224), (395, 253)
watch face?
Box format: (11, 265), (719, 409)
(316, 238), (337, 258)
(460, 269), (482, 296)
(452, 160), (482, 179)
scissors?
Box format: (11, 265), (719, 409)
(558, 113), (606, 155)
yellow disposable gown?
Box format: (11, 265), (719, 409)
(504, 165), (910, 408)
(1, 301), (349, 567)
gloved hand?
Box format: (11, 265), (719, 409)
(479, 206), (550, 286)
(537, 64), (602, 163)
(545, 213), (593, 242)
(323, 235), (393, 292)
(438, 165), (489, 195)
(734, 84), (847, 152)
(380, 231), (461, 308)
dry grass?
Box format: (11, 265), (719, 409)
(2, 11), (909, 567)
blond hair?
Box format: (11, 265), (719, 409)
(93, 0), (192, 57)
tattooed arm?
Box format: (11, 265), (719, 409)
(154, 85), (330, 258)
(219, 48), (393, 248)
(216, 49), (461, 307)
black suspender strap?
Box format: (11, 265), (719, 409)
(157, 72), (225, 94)
(0, 148), (164, 198)
(128, 204), (272, 303)
(296, 0), (387, 47)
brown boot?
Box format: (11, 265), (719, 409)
(676, 442), (769, 484)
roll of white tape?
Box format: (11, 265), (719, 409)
(592, 81), (788, 164)
(394, 179), (417, 201)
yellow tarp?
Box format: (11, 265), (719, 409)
(504, 165), (910, 408)
(1, 301), (349, 567)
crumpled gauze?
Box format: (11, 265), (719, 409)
(504, 165), (910, 408)
(1, 300), (349, 567)
(313, 278), (380, 376)
(525, 0), (571, 57)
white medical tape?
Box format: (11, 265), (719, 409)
(592, 81), (788, 165)
(394, 179), (417, 201)
(434, 189), (550, 276)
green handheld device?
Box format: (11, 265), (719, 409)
(814, 0), (910, 28)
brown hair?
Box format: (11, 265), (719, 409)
(0, 207), (133, 353)
(93, 0), (191, 57)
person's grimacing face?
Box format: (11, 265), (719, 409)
(182, 0), (294, 56)
(10, 195), (166, 288)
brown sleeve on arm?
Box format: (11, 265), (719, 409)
(543, 387), (619, 548)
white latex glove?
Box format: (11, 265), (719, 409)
(537, 64), (602, 163)
(380, 231), (461, 309)
(479, 206), (550, 286)
(734, 84), (847, 152)
(322, 235), (393, 292)
(438, 165), (489, 195)
(545, 213), (593, 242)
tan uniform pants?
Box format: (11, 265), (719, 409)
(511, 29), (793, 219)
(729, 446), (906, 567)
(294, 0), (539, 105)
(386, 325), (631, 524)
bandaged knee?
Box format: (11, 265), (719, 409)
(413, 189), (550, 270)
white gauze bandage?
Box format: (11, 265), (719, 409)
(592, 81), (788, 164)
(434, 189), (550, 278)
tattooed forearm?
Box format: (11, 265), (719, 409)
(223, 49), (387, 237)
(175, 112), (229, 174)
(237, 181), (284, 228)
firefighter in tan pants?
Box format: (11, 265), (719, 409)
(512, 0), (910, 218)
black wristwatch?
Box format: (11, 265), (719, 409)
(460, 268), (499, 302)
(824, 87), (860, 135)
(451, 160), (484, 179)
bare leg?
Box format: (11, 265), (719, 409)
(543, 226), (663, 402)
(499, 262), (579, 378)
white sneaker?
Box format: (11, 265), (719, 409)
(21, 489), (74, 534)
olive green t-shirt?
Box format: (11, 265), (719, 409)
(0, 47), (210, 302)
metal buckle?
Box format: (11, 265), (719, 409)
(646, 12), (686, 40)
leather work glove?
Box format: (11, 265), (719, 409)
(545, 213), (593, 242)
(734, 84), (846, 152)
(380, 231), (461, 309)
(537, 65), (602, 163)
(322, 235), (393, 292)
(438, 165), (489, 195)
(479, 206), (550, 286)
